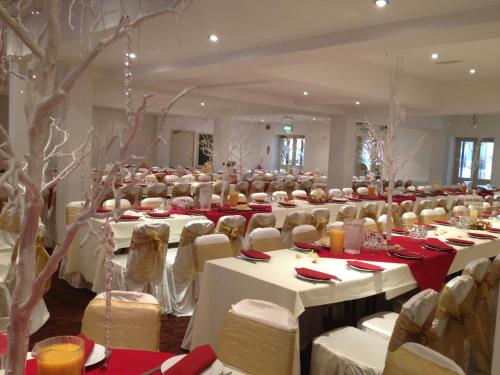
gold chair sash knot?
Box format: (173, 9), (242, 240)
(388, 313), (438, 352)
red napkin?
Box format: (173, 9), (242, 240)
(293, 242), (326, 251)
(392, 228), (407, 234)
(446, 238), (474, 246)
(78, 334), (95, 363)
(424, 238), (454, 251)
(416, 223), (437, 229)
(241, 249), (271, 260)
(347, 260), (385, 271)
(295, 195), (308, 200)
(96, 208), (111, 213)
(166, 345), (217, 375)
(468, 232), (497, 240)
(278, 202), (296, 207)
(433, 220), (450, 225)
(147, 212), (171, 218)
(488, 227), (500, 233)
(133, 206), (155, 211)
(330, 198), (348, 203)
(119, 214), (140, 220)
(295, 267), (339, 281)
(248, 203), (272, 210)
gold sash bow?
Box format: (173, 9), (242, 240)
(128, 230), (166, 285)
(388, 312), (438, 352)
(218, 222), (243, 239)
(314, 217), (328, 236)
(0, 212), (20, 233)
(433, 287), (491, 372)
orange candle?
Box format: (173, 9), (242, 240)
(37, 343), (84, 375)
(229, 191), (239, 207)
(329, 229), (345, 254)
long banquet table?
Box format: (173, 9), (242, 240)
(190, 221), (500, 374)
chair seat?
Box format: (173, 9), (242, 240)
(310, 326), (389, 375)
(357, 311), (399, 340)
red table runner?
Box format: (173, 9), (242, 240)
(169, 205), (272, 226)
(313, 236), (456, 291)
(25, 349), (174, 375)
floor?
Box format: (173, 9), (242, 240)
(28, 274), (189, 354)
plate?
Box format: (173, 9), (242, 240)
(423, 244), (452, 252)
(346, 264), (383, 273)
(161, 354), (224, 375)
(389, 251), (423, 260)
(86, 344), (106, 367)
(446, 239), (474, 246)
(468, 233), (497, 240)
(240, 253), (270, 262)
(433, 220), (451, 226)
(293, 245), (314, 252)
(294, 273), (334, 283)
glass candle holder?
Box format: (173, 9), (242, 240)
(32, 336), (85, 375)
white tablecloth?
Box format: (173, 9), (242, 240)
(190, 223), (500, 374)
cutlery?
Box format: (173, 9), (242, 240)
(139, 364), (162, 375)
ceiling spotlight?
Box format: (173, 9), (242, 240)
(313, 118), (316, 121)
(303, 91), (309, 96)
(200, 102), (206, 106)
(469, 68), (476, 75)
(128, 52), (136, 59)
(209, 34), (219, 43)
(355, 101), (361, 105)
(19, 89), (23, 94)
(261, 119), (264, 122)
(431, 53), (439, 60)
(31, 74), (36, 79)
(374, 0), (389, 8)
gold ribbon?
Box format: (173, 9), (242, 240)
(129, 230), (165, 285)
(337, 206), (357, 221)
(314, 217), (328, 235)
(0, 212), (20, 233)
(179, 224), (214, 280)
(282, 212), (314, 233)
(388, 311), (438, 352)
(432, 286), (491, 373)
(218, 222), (242, 239)
(246, 214), (275, 236)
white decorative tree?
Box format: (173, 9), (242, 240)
(0, 1), (194, 373)
(361, 59), (425, 240)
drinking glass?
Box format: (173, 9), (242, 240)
(0, 317), (8, 371)
(32, 336), (85, 375)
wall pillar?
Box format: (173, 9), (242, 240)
(327, 116), (357, 189)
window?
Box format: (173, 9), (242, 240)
(453, 137), (494, 185)
(279, 135), (305, 171)
(356, 123), (383, 176)
(197, 133), (213, 166)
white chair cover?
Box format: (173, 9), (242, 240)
(402, 212), (418, 228)
(102, 199), (131, 210)
(328, 189), (342, 198)
(140, 197), (164, 208)
(249, 227), (283, 252)
(272, 191), (288, 200)
(291, 224), (319, 244)
(172, 196), (194, 209)
(211, 194), (221, 205)
(281, 211), (315, 247)
(452, 206), (468, 217)
(251, 192), (268, 202)
(363, 218), (378, 233)
(216, 215), (246, 254)
(434, 207), (447, 221)
(357, 187), (369, 195)
(292, 190), (308, 199)
(342, 188), (353, 197)
(420, 208), (436, 224)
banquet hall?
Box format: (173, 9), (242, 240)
(1, 0), (500, 374)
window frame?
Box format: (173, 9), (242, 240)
(278, 135), (305, 172)
(452, 137), (494, 186)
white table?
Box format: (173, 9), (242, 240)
(190, 223), (500, 374)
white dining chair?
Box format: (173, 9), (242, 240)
(291, 224), (319, 244)
(140, 197), (164, 208)
(102, 198), (131, 210)
(419, 208), (436, 224)
(342, 188), (353, 197)
(251, 192), (268, 202)
(272, 191), (288, 200)
(433, 207), (448, 221)
(401, 212), (418, 228)
(292, 189), (308, 199)
(249, 227), (283, 252)
(328, 188), (342, 198)
(451, 205), (468, 217)
(357, 187), (369, 196)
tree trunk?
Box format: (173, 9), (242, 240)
(6, 308), (30, 375)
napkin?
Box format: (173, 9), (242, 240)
(133, 206), (155, 211)
(147, 212), (171, 218)
(78, 334), (95, 362)
(241, 249), (271, 260)
(295, 267), (338, 281)
(468, 232), (497, 239)
(119, 214), (140, 220)
(295, 195), (308, 200)
(165, 345), (217, 375)
(248, 203), (271, 210)
(389, 250), (424, 260)
(424, 238), (454, 251)
(392, 228), (406, 234)
(488, 227), (500, 233)
(278, 202), (296, 207)
(446, 238), (474, 246)
(433, 220), (450, 225)
(293, 242), (325, 251)
(96, 208), (111, 213)
(416, 223), (437, 229)
(347, 260), (385, 271)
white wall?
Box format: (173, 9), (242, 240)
(91, 107), (157, 167)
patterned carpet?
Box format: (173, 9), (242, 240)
(29, 274), (189, 354)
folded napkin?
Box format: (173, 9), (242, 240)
(166, 345), (217, 375)
(133, 206), (155, 211)
(424, 238), (454, 251)
(295, 267), (339, 281)
(96, 208), (111, 213)
(330, 198), (348, 203)
(446, 238), (474, 246)
(241, 249), (271, 260)
(433, 219), (450, 225)
(347, 260), (385, 271)
(293, 242), (325, 251)
(248, 203), (271, 210)
(488, 227), (500, 233)
(468, 232), (497, 240)
(278, 202), (296, 207)
(119, 214), (140, 220)
(147, 212), (171, 218)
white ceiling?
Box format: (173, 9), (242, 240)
(80, 0), (500, 118)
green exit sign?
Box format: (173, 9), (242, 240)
(283, 123), (293, 133)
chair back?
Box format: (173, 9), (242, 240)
(146, 183), (168, 198)
(82, 291), (160, 351)
(125, 222), (170, 287)
(281, 211), (315, 247)
(245, 213), (276, 237)
(212, 181), (223, 195)
(400, 200), (414, 213)
(359, 202), (379, 220)
(211, 194), (221, 205)
(283, 181), (296, 198)
(218, 299), (297, 375)
(383, 342), (465, 375)
(268, 181), (283, 194)
(387, 289), (439, 352)
(328, 188), (342, 198)
(342, 187), (353, 197)
(378, 214), (388, 233)
(122, 185), (143, 206)
(357, 187), (368, 196)
(402, 212), (418, 228)
(363, 218), (378, 233)
(420, 208), (436, 224)
(172, 183), (191, 198)
(102, 199), (131, 210)
(452, 206), (468, 217)
(299, 179), (312, 195)
(194, 234), (233, 272)
(435, 198), (448, 212)
(172, 196), (194, 209)
(292, 190), (307, 199)
(291, 224), (319, 244)
(140, 197), (164, 209)
(434, 207), (447, 221)
(312, 208), (330, 237)
(249, 180), (266, 194)
(249, 228), (283, 252)
(216, 215), (246, 254)
(250, 192), (268, 202)
(66, 201), (83, 225)
(416, 199), (432, 215)
(235, 181), (250, 195)
(487, 254), (500, 323)
(272, 191), (288, 200)
(336, 205), (358, 221)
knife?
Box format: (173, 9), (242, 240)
(139, 364), (162, 375)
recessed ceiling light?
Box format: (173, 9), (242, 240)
(128, 52), (136, 59)
(355, 101), (361, 105)
(431, 53), (439, 60)
(469, 68), (476, 75)
(374, 0), (389, 8)
(209, 34), (219, 43)
(19, 89), (23, 93)
(201, 102), (206, 106)
(261, 119), (264, 122)
(303, 91), (309, 96)
(313, 118), (316, 121)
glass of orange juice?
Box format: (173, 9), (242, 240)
(33, 336), (85, 375)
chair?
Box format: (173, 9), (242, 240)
(211, 194), (221, 205)
(140, 197), (164, 209)
(170, 220), (215, 315)
(310, 188), (326, 200)
(299, 179), (312, 195)
(212, 181), (223, 195)
(382, 202), (402, 228)
(102, 198), (131, 210)
(165, 174), (179, 184)
(272, 191), (288, 200)
(483, 202), (492, 214)
(226, 193), (247, 204)
(400, 200), (414, 213)
(328, 189), (342, 198)
(415, 199), (432, 216)
(451, 205), (468, 217)
(172, 183), (191, 198)
(281, 211), (315, 247)
(82, 291), (161, 351)
(111, 222), (170, 313)
(383, 342), (465, 375)
(249, 228), (283, 251)
(197, 173), (211, 182)
(245, 213), (276, 238)
(431, 275), (489, 373)
(235, 181), (250, 196)
(419, 208), (436, 224)
(249, 180), (266, 194)
(146, 182), (168, 198)
(66, 201), (84, 225)
(435, 198), (448, 212)
(336, 205), (358, 221)
(218, 299), (298, 375)
(268, 181), (283, 194)
(487, 254), (500, 323)
(312, 208), (330, 238)
(357, 187), (369, 196)
(407, 185), (416, 192)
(359, 202), (379, 220)
(215, 215), (246, 254)
(363, 218), (378, 233)
(433, 207), (447, 221)
(342, 187), (353, 197)
(291, 224), (319, 244)
(292, 190), (308, 199)
(172, 196), (194, 209)
(121, 185), (142, 206)
(402, 212), (418, 228)
(283, 181), (297, 198)
(251, 192), (268, 202)
(378, 214), (388, 233)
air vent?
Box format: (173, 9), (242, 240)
(435, 60), (462, 65)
